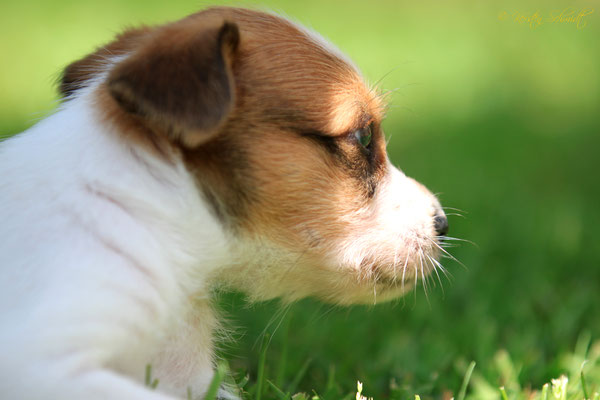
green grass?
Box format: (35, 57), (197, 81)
(2, 1), (599, 399)
(190, 324), (600, 399)
(147, 334), (600, 399)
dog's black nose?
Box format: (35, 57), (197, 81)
(433, 213), (449, 236)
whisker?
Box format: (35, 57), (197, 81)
(266, 305), (291, 348)
(384, 104), (417, 115)
(385, 134), (393, 147)
(380, 83), (422, 97)
(276, 247), (310, 287)
(442, 206), (468, 214)
(440, 243), (461, 249)
(418, 250), (426, 293)
(440, 236), (474, 243)
(427, 254), (445, 297)
(401, 248), (410, 294)
(427, 237), (467, 270)
(429, 254), (453, 283)
(440, 236), (478, 248)
(249, 245), (312, 349)
(417, 250), (428, 300)
(412, 251), (419, 304)
(371, 62), (413, 88)
(369, 259), (379, 305)
(392, 244), (399, 280)
(444, 213), (467, 218)
(420, 250), (432, 307)
(373, 281), (377, 305)
(314, 303), (340, 322)
(253, 303), (291, 349)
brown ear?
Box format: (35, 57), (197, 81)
(60, 27), (152, 98)
(107, 21), (240, 148)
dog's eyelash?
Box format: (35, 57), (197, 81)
(299, 130), (342, 156)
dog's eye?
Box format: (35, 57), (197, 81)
(353, 125), (372, 149)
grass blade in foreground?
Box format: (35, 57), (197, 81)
(457, 361), (476, 400)
(203, 362), (228, 400)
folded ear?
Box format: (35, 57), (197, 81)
(107, 20), (240, 148)
(60, 27), (152, 98)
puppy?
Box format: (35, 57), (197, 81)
(0, 6), (449, 399)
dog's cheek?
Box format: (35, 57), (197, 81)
(181, 135), (256, 231)
(235, 132), (366, 250)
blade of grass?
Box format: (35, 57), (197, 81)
(287, 357), (313, 395)
(276, 317), (290, 388)
(324, 364), (336, 395)
(575, 332), (592, 359)
(457, 361), (476, 400)
(145, 364), (159, 390)
(256, 333), (270, 400)
(581, 369), (590, 400)
(495, 351), (521, 393)
(499, 386), (509, 400)
(268, 379), (291, 400)
(237, 373), (250, 390)
(204, 361), (228, 400)
(541, 383), (549, 400)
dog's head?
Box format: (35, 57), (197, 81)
(60, 7), (448, 304)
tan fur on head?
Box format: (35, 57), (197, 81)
(61, 7), (447, 305)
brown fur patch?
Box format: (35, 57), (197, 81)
(107, 20), (240, 148)
(176, 8), (388, 256)
(60, 27), (152, 97)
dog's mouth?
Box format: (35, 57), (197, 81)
(359, 238), (445, 293)
(352, 234), (446, 302)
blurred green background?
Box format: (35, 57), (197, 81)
(2, 0), (599, 398)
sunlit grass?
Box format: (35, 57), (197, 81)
(215, 333), (599, 399)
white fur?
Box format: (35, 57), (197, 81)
(0, 83), (231, 399)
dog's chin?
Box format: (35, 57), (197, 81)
(220, 232), (444, 305)
(324, 241), (445, 305)
(284, 252), (443, 306)
(330, 265), (439, 305)
(320, 282), (415, 306)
